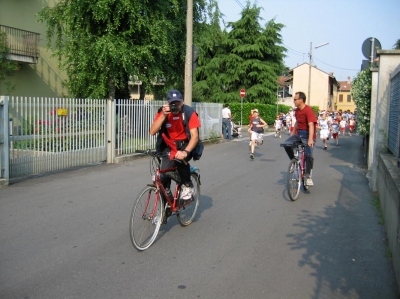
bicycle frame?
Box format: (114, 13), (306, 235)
(144, 158), (187, 220)
(296, 145), (306, 180)
(155, 167), (181, 212)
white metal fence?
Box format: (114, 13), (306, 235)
(0, 96), (222, 180)
(7, 97), (107, 178)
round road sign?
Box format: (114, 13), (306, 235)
(240, 89), (246, 98)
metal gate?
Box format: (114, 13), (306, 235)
(7, 96), (107, 178)
(388, 68), (400, 164)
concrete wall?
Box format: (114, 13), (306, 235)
(369, 51), (400, 191)
(369, 50), (400, 290)
(377, 153), (400, 289)
(292, 63), (330, 109)
(368, 68), (379, 172)
(0, 0), (69, 97)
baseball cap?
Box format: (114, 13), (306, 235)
(167, 89), (183, 103)
(253, 109), (259, 113)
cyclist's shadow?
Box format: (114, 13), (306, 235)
(158, 194), (213, 235)
(278, 170), (310, 202)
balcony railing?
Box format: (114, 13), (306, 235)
(0, 25), (40, 63)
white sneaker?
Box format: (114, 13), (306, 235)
(180, 185), (194, 200)
(306, 177), (314, 186)
(249, 141), (252, 146)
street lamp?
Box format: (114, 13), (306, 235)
(276, 87), (279, 116)
(308, 42), (329, 103)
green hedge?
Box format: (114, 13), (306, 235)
(228, 103), (320, 125)
(229, 103), (319, 125)
(228, 103), (288, 125)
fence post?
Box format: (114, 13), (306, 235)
(0, 96), (10, 186)
(106, 98), (116, 163)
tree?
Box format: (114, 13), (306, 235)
(394, 38), (400, 50)
(193, 2), (286, 103)
(38, 0), (208, 99)
(0, 31), (18, 94)
(351, 68), (372, 136)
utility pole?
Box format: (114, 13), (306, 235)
(307, 42), (329, 104)
(307, 42), (312, 103)
(184, 0), (193, 107)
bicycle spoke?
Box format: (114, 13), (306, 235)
(177, 173), (200, 226)
(130, 186), (163, 251)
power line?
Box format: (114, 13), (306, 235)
(282, 43), (306, 55)
(313, 57), (359, 71)
(234, 0), (245, 9)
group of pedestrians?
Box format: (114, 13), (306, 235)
(317, 109), (357, 149)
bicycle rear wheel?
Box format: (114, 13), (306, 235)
(177, 173), (200, 226)
(287, 159), (301, 201)
(130, 186), (163, 251)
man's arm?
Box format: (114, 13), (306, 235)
(185, 128), (199, 153)
(259, 118), (268, 127)
(149, 104), (169, 135)
(307, 122), (314, 147)
(290, 122), (298, 136)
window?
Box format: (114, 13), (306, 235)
(339, 94), (343, 102)
(347, 95), (351, 102)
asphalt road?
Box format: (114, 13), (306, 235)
(0, 131), (398, 299)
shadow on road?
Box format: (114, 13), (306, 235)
(155, 194), (214, 244)
(286, 163), (398, 298)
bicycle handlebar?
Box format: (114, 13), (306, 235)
(135, 149), (187, 164)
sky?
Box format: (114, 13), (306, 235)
(216, 0), (400, 81)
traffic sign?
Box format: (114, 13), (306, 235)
(240, 89), (246, 98)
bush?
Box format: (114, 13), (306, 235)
(229, 103), (292, 125)
(351, 69), (372, 136)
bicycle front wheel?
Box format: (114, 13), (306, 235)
(130, 186), (163, 251)
(177, 173), (200, 226)
(287, 159), (301, 201)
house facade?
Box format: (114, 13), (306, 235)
(0, 0), (69, 97)
(335, 77), (357, 112)
(288, 63), (339, 111)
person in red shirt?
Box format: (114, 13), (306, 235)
(150, 89), (201, 200)
(282, 91), (317, 186)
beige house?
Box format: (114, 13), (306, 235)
(288, 63), (339, 110)
(335, 77), (357, 112)
(0, 0), (68, 97)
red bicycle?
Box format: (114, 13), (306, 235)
(129, 150), (200, 251)
(281, 142), (309, 201)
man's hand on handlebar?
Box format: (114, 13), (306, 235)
(174, 150), (188, 161)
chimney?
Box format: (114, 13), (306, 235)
(347, 76), (351, 84)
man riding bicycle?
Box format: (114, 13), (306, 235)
(282, 91), (317, 186)
(150, 89), (201, 199)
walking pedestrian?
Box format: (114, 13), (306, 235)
(222, 104), (232, 140)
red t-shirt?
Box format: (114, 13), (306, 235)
(154, 110), (201, 141)
(294, 105), (317, 139)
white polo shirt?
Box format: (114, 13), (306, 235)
(222, 107), (231, 119)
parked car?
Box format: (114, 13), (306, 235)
(204, 115), (221, 133)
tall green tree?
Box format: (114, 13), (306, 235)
(394, 38), (400, 50)
(193, 2), (286, 103)
(38, 0), (208, 99)
(0, 31), (18, 94)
